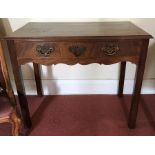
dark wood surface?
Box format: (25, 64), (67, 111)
(33, 63), (43, 96)
(128, 40), (149, 128)
(3, 22), (152, 129)
(14, 39), (144, 65)
(7, 40), (32, 128)
(118, 61), (126, 97)
(4, 22), (152, 39)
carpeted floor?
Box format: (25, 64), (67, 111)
(0, 95), (155, 136)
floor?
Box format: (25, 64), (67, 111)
(0, 95), (155, 136)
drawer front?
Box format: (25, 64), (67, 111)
(61, 42), (94, 58)
(14, 40), (143, 65)
(15, 41), (61, 60)
(61, 40), (142, 59)
(93, 40), (142, 58)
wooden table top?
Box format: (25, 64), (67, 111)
(3, 22), (152, 39)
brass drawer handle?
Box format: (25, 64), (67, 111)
(36, 45), (55, 57)
(69, 46), (86, 57)
(101, 44), (119, 56)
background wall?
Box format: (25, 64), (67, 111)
(2, 18), (155, 95)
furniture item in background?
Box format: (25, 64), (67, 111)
(4, 22), (152, 129)
(0, 97), (21, 136)
(0, 38), (21, 135)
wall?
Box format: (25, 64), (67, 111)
(2, 18), (155, 94)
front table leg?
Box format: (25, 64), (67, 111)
(128, 40), (149, 129)
(15, 66), (32, 128)
(7, 40), (32, 128)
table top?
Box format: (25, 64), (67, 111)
(3, 22), (152, 39)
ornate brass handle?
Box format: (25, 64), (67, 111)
(69, 46), (86, 57)
(36, 44), (55, 57)
(101, 43), (119, 56)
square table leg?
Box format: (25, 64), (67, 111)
(128, 40), (149, 129)
(118, 61), (126, 97)
(7, 40), (32, 128)
(33, 63), (43, 96)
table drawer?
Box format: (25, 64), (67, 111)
(15, 41), (61, 59)
(61, 42), (94, 58)
(14, 40), (143, 65)
(62, 40), (142, 58)
(93, 40), (142, 57)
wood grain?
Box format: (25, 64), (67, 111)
(4, 22), (152, 39)
(14, 39), (143, 65)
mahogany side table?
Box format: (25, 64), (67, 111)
(2, 22), (152, 129)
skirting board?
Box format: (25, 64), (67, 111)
(11, 79), (155, 95)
